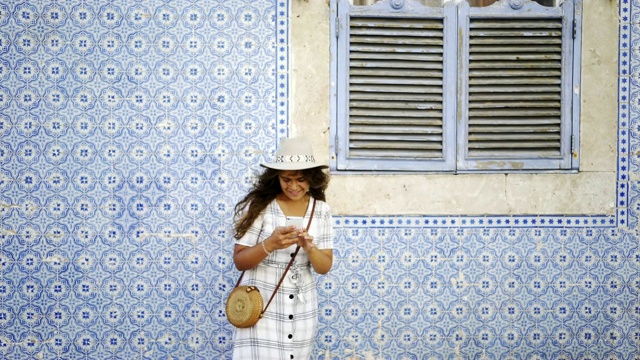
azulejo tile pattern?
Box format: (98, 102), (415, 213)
(0, 1), (637, 359)
(0, 1), (284, 359)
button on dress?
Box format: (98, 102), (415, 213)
(232, 198), (333, 360)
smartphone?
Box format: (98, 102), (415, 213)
(285, 216), (304, 229)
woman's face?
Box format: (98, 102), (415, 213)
(278, 170), (309, 201)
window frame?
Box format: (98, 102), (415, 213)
(330, 0), (582, 173)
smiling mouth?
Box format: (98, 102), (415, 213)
(287, 189), (305, 196)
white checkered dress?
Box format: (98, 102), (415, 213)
(232, 198), (333, 360)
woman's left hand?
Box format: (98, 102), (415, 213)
(296, 231), (332, 274)
(297, 231), (315, 252)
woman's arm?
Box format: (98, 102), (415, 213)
(233, 243), (268, 271)
(298, 233), (333, 274)
(233, 226), (300, 271)
(306, 245), (333, 274)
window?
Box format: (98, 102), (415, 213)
(330, 0), (582, 173)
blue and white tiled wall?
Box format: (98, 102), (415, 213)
(0, 1), (637, 359)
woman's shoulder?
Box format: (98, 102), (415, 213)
(262, 198), (280, 215)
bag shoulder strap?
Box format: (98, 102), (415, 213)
(233, 198), (317, 318)
(262, 198), (316, 315)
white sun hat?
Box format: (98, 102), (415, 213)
(260, 136), (328, 170)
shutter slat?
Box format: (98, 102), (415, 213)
(469, 133), (560, 141)
(351, 117), (442, 126)
(468, 93), (560, 101)
(351, 36), (444, 46)
(350, 69), (445, 77)
(351, 52), (443, 61)
(350, 92), (443, 101)
(351, 76), (443, 86)
(351, 133), (443, 142)
(469, 77), (561, 85)
(468, 141), (560, 149)
(469, 85), (561, 93)
(351, 18), (444, 30)
(351, 125), (443, 134)
(470, 61), (561, 69)
(351, 28), (444, 37)
(471, 38), (562, 45)
(350, 101), (442, 109)
(350, 149), (444, 159)
(468, 125), (560, 133)
(351, 44), (443, 53)
(469, 69), (562, 77)
(470, 20), (562, 29)
(468, 149), (561, 157)
(469, 109), (561, 116)
(351, 109), (442, 117)
(468, 101), (561, 108)
(350, 85), (443, 93)
(351, 60), (443, 69)
(470, 43), (562, 52)
(470, 117), (560, 125)
(470, 54), (562, 60)
(470, 30), (563, 37)
(350, 141), (442, 150)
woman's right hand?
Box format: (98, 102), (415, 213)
(233, 226), (301, 271)
(265, 226), (300, 251)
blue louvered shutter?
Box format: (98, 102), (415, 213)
(332, 0), (457, 171)
(456, 0), (581, 171)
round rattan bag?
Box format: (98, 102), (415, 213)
(225, 285), (264, 328)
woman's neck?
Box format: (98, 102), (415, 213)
(276, 193), (310, 216)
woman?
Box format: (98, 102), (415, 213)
(231, 136), (333, 360)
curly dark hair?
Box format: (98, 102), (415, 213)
(233, 167), (329, 239)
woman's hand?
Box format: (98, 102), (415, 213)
(233, 225), (300, 271)
(264, 226), (300, 252)
(297, 231), (333, 274)
(296, 231), (315, 252)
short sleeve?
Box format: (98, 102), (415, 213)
(235, 209), (265, 247)
(314, 201), (333, 250)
